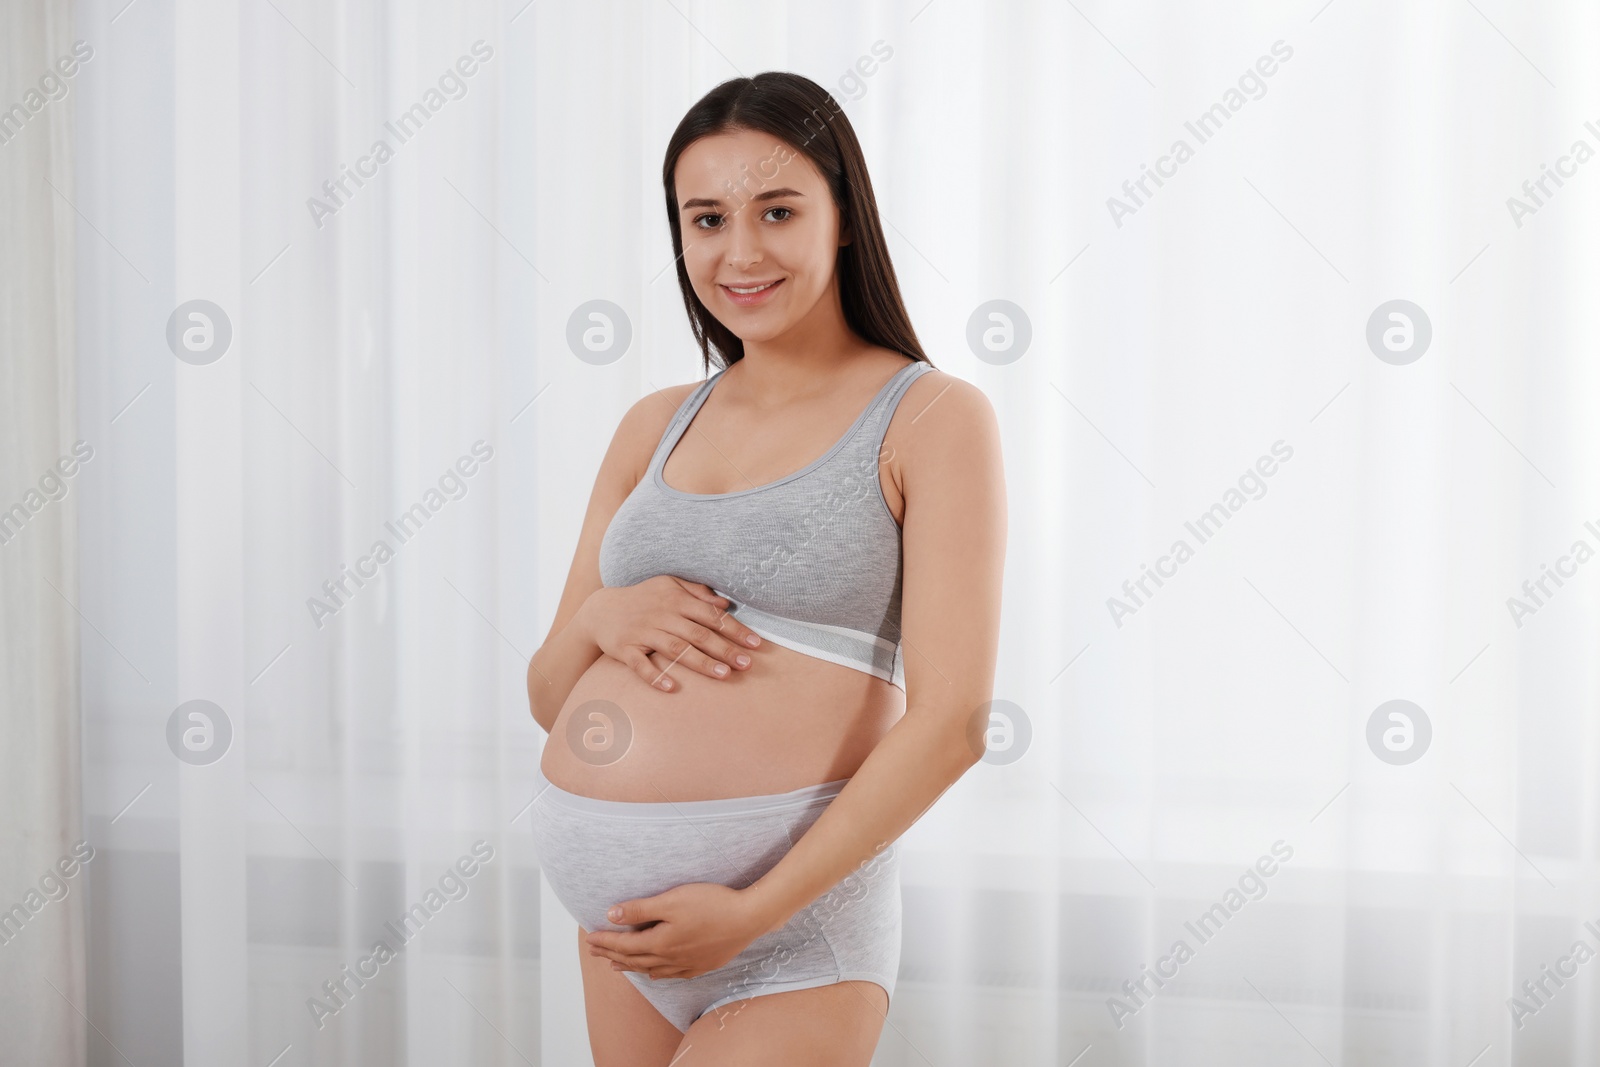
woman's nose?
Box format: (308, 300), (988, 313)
(724, 216), (763, 268)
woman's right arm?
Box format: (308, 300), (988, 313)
(525, 391), (668, 734)
(525, 387), (764, 733)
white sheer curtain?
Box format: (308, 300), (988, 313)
(1, 1), (88, 1065)
(52, 0), (1600, 1064)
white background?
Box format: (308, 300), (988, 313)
(7, 0), (1599, 1063)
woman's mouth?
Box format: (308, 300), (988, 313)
(719, 279), (783, 307)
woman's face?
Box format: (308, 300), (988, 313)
(673, 128), (848, 344)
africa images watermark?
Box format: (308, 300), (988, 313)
(1505, 117), (1600, 229)
(1106, 39), (1294, 228)
(1107, 440), (1294, 627)
(0, 440), (95, 548)
(827, 40), (893, 106)
(1504, 517), (1600, 629)
(0, 841), (96, 947)
(306, 40), (495, 229)
(306, 840), (495, 1030)
(1106, 839), (1295, 1029)
(728, 443), (892, 599)
(305, 440), (494, 628)
(0, 40), (94, 149)
(1507, 917), (1600, 1031)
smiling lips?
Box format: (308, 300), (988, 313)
(719, 278), (784, 307)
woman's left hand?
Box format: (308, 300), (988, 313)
(584, 883), (772, 979)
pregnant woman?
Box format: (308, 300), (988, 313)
(526, 72), (1006, 1066)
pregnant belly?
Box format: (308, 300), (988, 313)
(538, 640), (906, 802)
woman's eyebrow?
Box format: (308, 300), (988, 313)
(680, 187), (806, 211)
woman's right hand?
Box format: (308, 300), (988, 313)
(579, 576), (763, 692)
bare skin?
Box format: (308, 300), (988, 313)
(528, 126), (1005, 1066)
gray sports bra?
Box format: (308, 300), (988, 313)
(598, 358), (935, 690)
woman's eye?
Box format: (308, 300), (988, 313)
(691, 206), (789, 230)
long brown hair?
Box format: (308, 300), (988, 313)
(661, 71), (931, 375)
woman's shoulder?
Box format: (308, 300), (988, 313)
(888, 359), (1001, 464)
(617, 374), (711, 437)
(898, 360), (995, 420)
(604, 376), (710, 484)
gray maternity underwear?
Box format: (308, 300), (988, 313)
(529, 765), (902, 1033)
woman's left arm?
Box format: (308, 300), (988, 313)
(740, 371), (1007, 935)
(585, 372), (1006, 974)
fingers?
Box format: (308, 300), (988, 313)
(644, 648), (687, 691)
(593, 949), (678, 973)
(587, 935), (692, 978)
(675, 583), (764, 653)
(620, 646), (678, 692)
(614, 963), (691, 978)
(592, 949), (672, 969)
(655, 623), (751, 681)
(682, 597), (763, 657)
(617, 581), (767, 688)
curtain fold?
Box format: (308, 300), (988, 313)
(0, 1), (87, 1065)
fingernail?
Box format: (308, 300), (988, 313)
(745, 635), (760, 646)
(659, 678), (673, 690)
(714, 663), (728, 676)
(735, 655), (750, 667)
